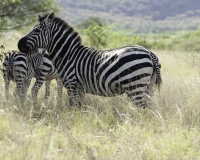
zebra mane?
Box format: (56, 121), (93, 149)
(38, 14), (82, 44)
(37, 13), (49, 22)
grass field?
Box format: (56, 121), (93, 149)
(1, 50), (200, 160)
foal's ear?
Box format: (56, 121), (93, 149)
(44, 12), (55, 24)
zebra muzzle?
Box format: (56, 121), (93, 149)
(18, 37), (30, 54)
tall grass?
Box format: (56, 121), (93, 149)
(1, 50), (200, 159)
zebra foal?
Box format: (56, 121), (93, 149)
(2, 50), (63, 101)
(18, 13), (162, 107)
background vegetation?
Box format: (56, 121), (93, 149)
(0, 0), (58, 31)
(80, 22), (200, 52)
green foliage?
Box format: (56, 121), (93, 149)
(148, 29), (200, 51)
(107, 30), (152, 49)
(80, 24), (152, 49)
(77, 16), (106, 29)
(0, 0), (59, 31)
(80, 23), (200, 51)
(1, 0), (21, 3)
(84, 21), (109, 49)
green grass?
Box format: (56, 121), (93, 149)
(1, 50), (200, 159)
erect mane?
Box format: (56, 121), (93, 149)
(38, 14), (82, 44)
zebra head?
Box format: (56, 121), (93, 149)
(18, 13), (55, 53)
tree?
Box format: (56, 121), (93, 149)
(77, 17), (109, 49)
(0, 0), (58, 31)
(77, 16), (106, 29)
(84, 21), (109, 49)
(1, 0), (21, 3)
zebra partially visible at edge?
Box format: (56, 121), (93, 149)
(2, 49), (63, 101)
(18, 13), (162, 107)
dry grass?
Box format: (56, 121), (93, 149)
(1, 50), (200, 160)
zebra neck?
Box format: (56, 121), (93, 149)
(47, 38), (102, 68)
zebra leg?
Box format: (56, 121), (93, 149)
(74, 88), (85, 107)
(14, 81), (23, 99)
(14, 80), (27, 106)
(146, 82), (154, 98)
(125, 85), (148, 108)
(54, 78), (63, 110)
(45, 80), (51, 99)
(21, 78), (32, 100)
(56, 78), (63, 97)
(13, 68), (26, 100)
(66, 84), (85, 107)
(31, 78), (45, 101)
(67, 86), (76, 106)
(4, 80), (10, 100)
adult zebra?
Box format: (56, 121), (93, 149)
(2, 49), (63, 101)
(18, 13), (162, 107)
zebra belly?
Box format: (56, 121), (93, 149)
(82, 68), (153, 97)
(86, 85), (124, 97)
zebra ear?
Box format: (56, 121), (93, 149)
(38, 14), (44, 21)
(44, 12), (55, 24)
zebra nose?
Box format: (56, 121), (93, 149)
(18, 37), (29, 53)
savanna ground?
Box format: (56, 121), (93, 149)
(1, 48), (200, 160)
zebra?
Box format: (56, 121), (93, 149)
(2, 51), (30, 100)
(18, 13), (162, 107)
(2, 49), (63, 101)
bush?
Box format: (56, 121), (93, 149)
(84, 21), (109, 49)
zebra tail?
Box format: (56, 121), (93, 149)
(150, 52), (162, 92)
(155, 62), (162, 92)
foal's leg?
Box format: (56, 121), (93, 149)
(56, 78), (63, 98)
(44, 80), (51, 100)
(4, 80), (10, 100)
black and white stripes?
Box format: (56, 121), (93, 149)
(18, 13), (162, 107)
(2, 51), (29, 100)
(2, 50), (63, 101)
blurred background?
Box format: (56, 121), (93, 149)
(1, 0), (200, 52)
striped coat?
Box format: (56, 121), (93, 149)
(18, 13), (162, 107)
(2, 50), (63, 101)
